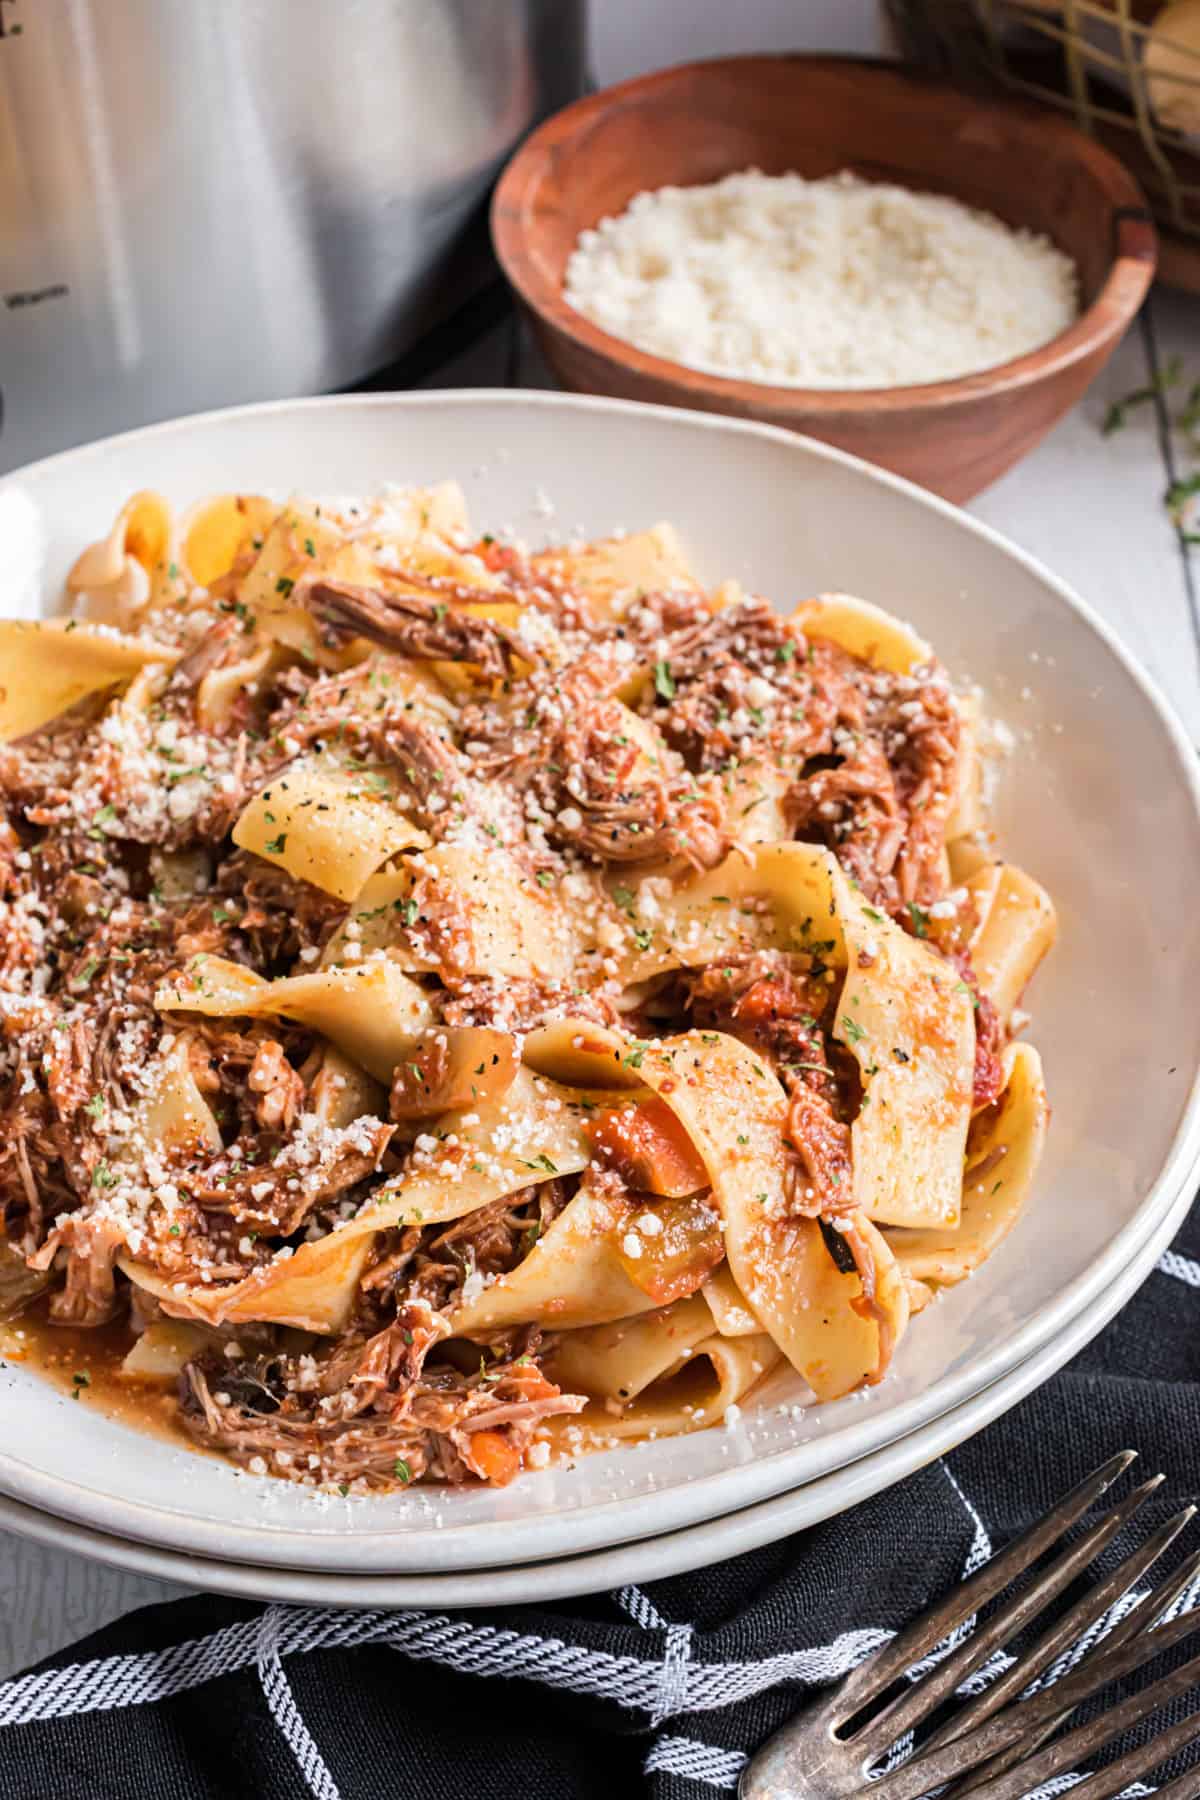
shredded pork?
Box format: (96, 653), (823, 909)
(307, 579), (530, 679)
(0, 498), (1011, 1496)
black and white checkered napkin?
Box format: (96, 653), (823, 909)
(1, 1197), (1197, 1800)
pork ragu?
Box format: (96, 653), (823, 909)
(0, 487), (1049, 1496)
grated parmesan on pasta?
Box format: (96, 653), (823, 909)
(0, 480), (1056, 1498)
(564, 169), (1079, 390)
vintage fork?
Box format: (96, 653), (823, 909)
(740, 1450), (1200, 1800)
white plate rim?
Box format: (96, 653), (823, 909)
(1, 388), (1198, 1573)
(1, 1163), (1191, 1612)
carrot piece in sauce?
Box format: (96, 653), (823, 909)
(589, 1097), (709, 1197)
(466, 1429), (522, 1486)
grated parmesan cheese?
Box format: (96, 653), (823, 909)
(564, 169), (1078, 390)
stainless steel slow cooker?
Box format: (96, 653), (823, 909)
(0, 0), (585, 470)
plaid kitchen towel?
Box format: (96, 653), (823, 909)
(0, 1195), (1197, 1800)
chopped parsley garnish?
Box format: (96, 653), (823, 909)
(399, 897), (420, 927)
(393, 1458), (413, 1483)
(84, 1094), (105, 1118)
(653, 659), (676, 700)
(275, 576), (295, 598)
(263, 833), (288, 855)
(907, 901), (929, 938)
(841, 1016), (866, 1045)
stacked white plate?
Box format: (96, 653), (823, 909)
(2, 393), (1198, 1606)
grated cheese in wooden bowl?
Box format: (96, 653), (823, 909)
(563, 169), (1079, 391)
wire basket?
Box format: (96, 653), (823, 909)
(887, 1), (1200, 260)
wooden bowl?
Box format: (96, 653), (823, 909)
(492, 56), (1157, 503)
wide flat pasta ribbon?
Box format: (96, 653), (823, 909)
(194, 641), (284, 732)
(532, 523), (701, 622)
(792, 591), (932, 675)
(701, 1263), (764, 1337)
(120, 1065), (607, 1332)
(613, 841), (840, 985)
(449, 1169), (663, 1335)
(233, 755), (429, 903)
(886, 1043), (1049, 1286)
(115, 1044), (380, 1337)
(833, 860), (974, 1230)
(328, 844), (579, 982)
(344, 1067), (620, 1236)
(539, 1023), (908, 1403)
(66, 490), (180, 627)
(178, 493), (281, 588)
(0, 621), (178, 742)
(962, 865), (1057, 1024)
(120, 1228), (373, 1336)
(547, 1292), (781, 1442)
(612, 843), (974, 1231)
(156, 953), (432, 1084)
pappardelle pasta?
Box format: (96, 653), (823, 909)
(0, 482), (1054, 1492)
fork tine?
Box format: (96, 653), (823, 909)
(1138, 1539), (1200, 1625)
(952, 1651), (1200, 1800)
(1028, 1705), (1200, 1800)
(948, 1539), (1200, 1792)
(914, 1502), (1197, 1757)
(866, 1605), (1200, 1800)
(848, 1472), (1163, 1751)
(832, 1450), (1137, 1717)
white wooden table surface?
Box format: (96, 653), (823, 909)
(2, 286), (1197, 1684)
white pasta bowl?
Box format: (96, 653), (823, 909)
(0, 390), (1198, 1578)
